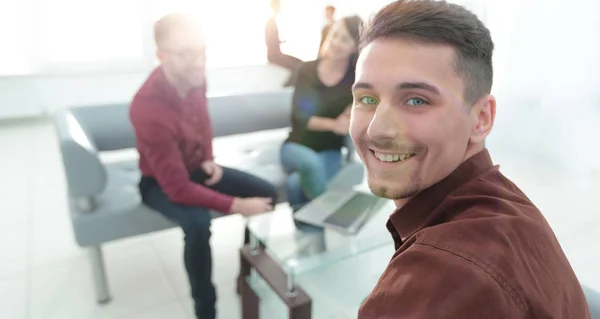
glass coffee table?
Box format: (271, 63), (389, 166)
(237, 189), (396, 319)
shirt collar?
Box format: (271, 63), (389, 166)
(388, 149), (497, 246)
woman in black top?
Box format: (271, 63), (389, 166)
(280, 15), (362, 211)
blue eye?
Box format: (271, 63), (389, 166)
(359, 96), (379, 105)
(406, 98), (427, 107)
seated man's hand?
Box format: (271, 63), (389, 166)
(230, 197), (274, 217)
(201, 161), (223, 186)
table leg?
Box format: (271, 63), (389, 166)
(241, 275), (260, 319)
(238, 228), (261, 295)
(238, 246), (251, 295)
(239, 245), (312, 319)
(290, 303), (312, 319)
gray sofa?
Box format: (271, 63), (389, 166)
(52, 88), (358, 304)
(583, 285), (600, 318)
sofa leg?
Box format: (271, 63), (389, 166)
(89, 245), (111, 304)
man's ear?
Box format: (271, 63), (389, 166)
(470, 95), (496, 144)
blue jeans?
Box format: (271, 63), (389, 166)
(280, 142), (342, 210)
(139, 167), (277, 319)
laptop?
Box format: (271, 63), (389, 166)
(293, 187), (385, 235)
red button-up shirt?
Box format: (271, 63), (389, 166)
(130, 67), (234, 213)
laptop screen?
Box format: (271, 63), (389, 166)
(322, 192), (380, 229)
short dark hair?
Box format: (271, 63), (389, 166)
(360, 0), (494, 105)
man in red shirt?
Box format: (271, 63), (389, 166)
(129, 14), (277, 319)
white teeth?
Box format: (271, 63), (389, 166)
(374, 152), (414, 163)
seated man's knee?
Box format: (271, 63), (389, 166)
(180, 210), (212, 239)
(254, 179), (278, 204)
(271, 185), (279, 204)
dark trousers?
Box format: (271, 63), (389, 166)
(139, 167), (278, 319)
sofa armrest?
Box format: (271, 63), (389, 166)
(53, 110), (107, 199)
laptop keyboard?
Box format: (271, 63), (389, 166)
(323, 193), (380, 230)
(310, 191), (349, 209)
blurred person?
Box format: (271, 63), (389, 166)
(351, 1), (590, 318)
(319, 5), (337, 51)
(265, 0), (303, 87)
(280, 16), (363, 212)
(129, 13), (278, 319)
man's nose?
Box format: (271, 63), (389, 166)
(367, 104), (399, 141)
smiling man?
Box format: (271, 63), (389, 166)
(351, 1), (590, 318)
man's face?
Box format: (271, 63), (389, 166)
(158, 25), (206, 88)
(350, 38), (478, 202)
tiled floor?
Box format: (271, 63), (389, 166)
(1, 117), (599, 319)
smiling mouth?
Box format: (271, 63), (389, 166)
(371, 150), (416, 163)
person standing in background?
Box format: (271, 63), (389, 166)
(265, 0), (303, 87)
(130, 14), (278, 319)
(319, 5), (336, 52)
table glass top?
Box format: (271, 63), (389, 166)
(246, 184), (396, 276)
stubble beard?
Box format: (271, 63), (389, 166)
(367, 171), (422, 200)
(357, 136), (425, 200)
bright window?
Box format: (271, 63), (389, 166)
(0, 0), (418, 76)
(0, 1), (33, 75)
(150, 0), (272, 68)
(277, 0), (323, 62)
(38, 0), (145, 65)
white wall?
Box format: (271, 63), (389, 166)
(1, 0), (598, 173)
(485, 0), (600, 173)
(0, 64), (289, 119)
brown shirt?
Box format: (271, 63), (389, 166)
(359, 150), (590, 319)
